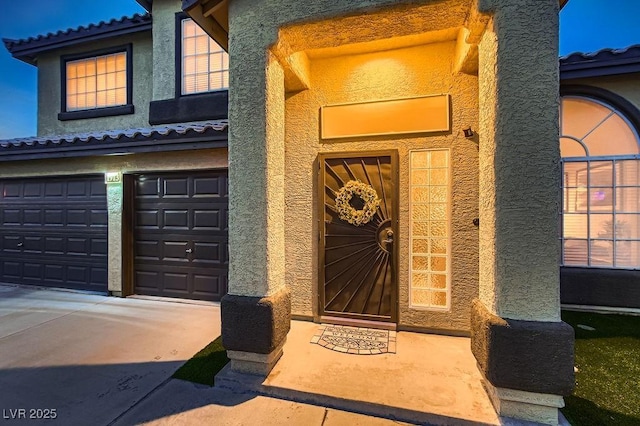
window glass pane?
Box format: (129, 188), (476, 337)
(563, 239), (588, 266)
(615, 214), (640, 240)
(584, 113), (640, 156)
(209, 72), (224, 90)
(616, 188), (640, 213)
(181, 18), (229, 94)
(563, 213), (588, 238)
(560, 137), (587, 157)
(65, 52), (127, 111)
(561, 97), (611, 141)
(591, 214), (613, 238)
(590, 162), (613, 187)
(616, 241), (639, 267)
(590, 241), (613, 266)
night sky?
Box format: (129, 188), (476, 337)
(0, 0), (638, 138)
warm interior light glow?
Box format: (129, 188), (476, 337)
(66, 52), (127, 111)
(182, 18), (229, 94)
(409, 149), (450, 309)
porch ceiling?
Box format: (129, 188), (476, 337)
(184, 0), (570, 56)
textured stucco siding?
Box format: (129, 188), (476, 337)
(285, 42), (479, 332)
(152, 0), (182, 101)
(0, 148), (227, 179)
(563, 74), (640, 111)
(478, 0), (560, 322)
(37, 32), (153, 136)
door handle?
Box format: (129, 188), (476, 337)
(17, 242), (23, 247)
(384, 230), (394, 245)
(185, 248), (193, 254)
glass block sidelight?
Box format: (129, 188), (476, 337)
(409, 149), (450, 309)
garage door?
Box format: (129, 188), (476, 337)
(0, 176), (108, 292)
(134, 171), (228, 301)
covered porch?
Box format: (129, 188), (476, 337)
(216, 320), (502, 425)
(183, 0), (575, 424)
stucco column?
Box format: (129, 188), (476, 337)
(472, 1), (574, 424)
(219, 19), (291, 375)
(106, 177), (123, 296)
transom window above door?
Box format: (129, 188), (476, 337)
(180, 18), (229, 95)
(560, 94), (640, 269)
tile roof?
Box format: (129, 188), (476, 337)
(560, 45), (640, 80)
(3, 13), (152, 65)
(0, 120), (228, 162)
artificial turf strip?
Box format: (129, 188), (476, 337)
(172, 336), (229, 386)
(561, 311), (640, 426)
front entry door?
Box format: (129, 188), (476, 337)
(319, 151), (398, 323)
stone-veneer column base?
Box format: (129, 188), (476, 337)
(221, 287), (291, 376)
(482, 375), (565, 425)
(227, 339), (286, 376)
(470, 299), (574, 424)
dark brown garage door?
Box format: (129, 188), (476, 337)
(134, 171), (228, 301)
(0, 175), (108, 292)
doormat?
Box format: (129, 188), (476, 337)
(310, 324), (396, 355)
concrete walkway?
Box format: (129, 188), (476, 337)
(1, 284), (551, 425)
(0, 284), (221, 425)
(215, 320), (502, 425)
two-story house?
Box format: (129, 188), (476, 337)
(1, 0), (230, 302)
(4, 0), (639, 424)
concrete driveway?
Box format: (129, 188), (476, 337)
(0, 284), (221, 425)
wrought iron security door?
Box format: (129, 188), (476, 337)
(319, 151), (398, 323)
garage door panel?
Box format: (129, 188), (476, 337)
(193, 210), (221, 230)
(24, 183), (42, 198)
(194, 176), (223, 197)
(135, 270), (160, 290)
(45, 182), (64, 197)
(2, 261), (21, 279)
(45, 209), (64, 225)
(23, 263), (43, 279)
(164, 210), (189, 228)
(134, 171), (228, 301)
(2, 209), (20, 225)
(192, 242), (222, 264)
(164, 178), (189, 197)
(163, 241), (190, 261)
(0, 176), (107, 292)
(45, 265), (64, 282)
(163, 273), (189, 291)
(194, 275), (221, 294)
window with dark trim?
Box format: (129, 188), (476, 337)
(58, 45), (134, 121)
(176, 15), (228, 96)
(560, 86), (640, 269)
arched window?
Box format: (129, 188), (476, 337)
(560, 89), (640, 269)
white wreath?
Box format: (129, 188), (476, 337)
(335, 180), (381, 226)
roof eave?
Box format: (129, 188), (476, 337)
(4, 14), (152, 66)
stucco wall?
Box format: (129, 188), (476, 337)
(152, 0), (182, 101)
(478, 0), (561, 322)
(285, 42), (479, 332)
(37, 32), (153, 136)
(0, 148), (227, 178)
(563, 74), (640, 111)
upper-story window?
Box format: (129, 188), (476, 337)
(66, 52), (127, 111)
(59, 45), (133, 121)
(180, 18), (228, 95)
